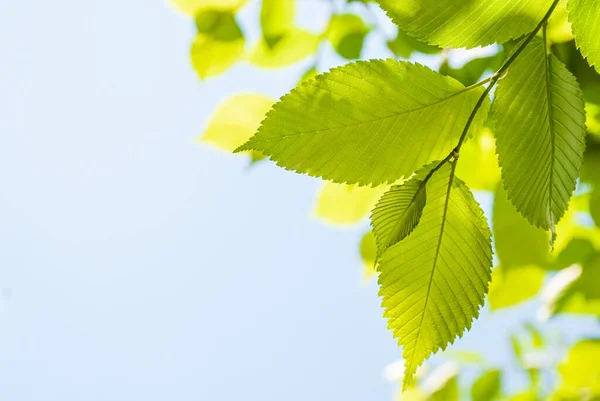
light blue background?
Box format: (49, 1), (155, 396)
(0, 1), (597, 400)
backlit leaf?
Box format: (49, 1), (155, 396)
(488, 265), (546, 310)
(471, 370), (502, 401)
(237, 60), (489, 186)
(314, 182), (387, 225)
(327, 14), (370, 60)
(375, 0), (554, 48)
(360, 231), (378, 280)
(493, 185), (550, 268)
(191, 10), (245, 79)
(248, 28), (319, 69)
(371, 174), (427, 262)
(378, 163), (493, 387)
(567, 0), (600, 72)
(455, 128), (501, 191)
(556, 339), (600, 398)
(387, 29), (441, 59)
(494, 38), (586, 241)
(200, 94), (274, 156)
(261, 0), (295, 48)
(169, 0), (247, 16)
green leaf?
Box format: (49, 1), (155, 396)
(248, 28), (319, 68)
(494, 38), (587, 241)
(375, 0), (554, 48)
(371, 174), (427, 262)
(493, 185), (550, 268)
(566, 0), (600, 72)
(387, 29), (441, 59)
(299, 66), (318, 83)
(360, 231), (378, 280)
(314, 182), (387, 225)
(169, 0), (247, 16)
(591, 186), (600, 228)
(554, 237), (596, 269)
(557, 339), (600, 398)
(488, 265), (546, 310)
(430, 374), (459, 401)
(546, 255), (600, 317)
(455, 128), (501, 191)
(191, 10), (245, 79)
(236, 60), (489, 186)
(260, 0), (295, 48)
(326, 14), (370, 60)
(471, 370), (502, 401)
(378, 162), (493, 387)
(199, 94), (274, 156)
(440, 53), (505, 87)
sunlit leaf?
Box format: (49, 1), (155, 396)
(199, 94), (274, 158)
(237, 60), (489, 186)
(371, 173), (427, 262)
(471, 370), (502, 401)
(566, 0), (600, 73)
(455, 128), (501, 191)
(261, 0), (295, 48)
(546, 0), (573, 44)
(556, 339), (600, 398)
(378, 163), (493, 387)
(375, 0), (554, 48)
(488, 265), (546, 310)
(327, 14), (370, 60)
(493, 185), (550, 268)
(169, 0), (247, 16)
(248, 28), (319, 69)
(360, 231), (378, 280)
(314, 182), (387, 225)
(387, 29), (441, 59)
(191, 10), (245, 79)
(494, 38), (586, 241)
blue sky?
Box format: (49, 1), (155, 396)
(0, 1), (598, 400)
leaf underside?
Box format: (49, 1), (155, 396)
(493, 38), (586, 238)
(375, 0), (554, 48)
(236, 59), (488, 186)
(377, 163), (493, 388)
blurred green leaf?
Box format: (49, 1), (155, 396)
(591, 187), (600, 228)
(387, 29), (441, 59)
(248, 28), (319, 68)
(261, 0), (295, 48)
(429, 375), (459, 401)
(191, 10), (244, 79)
(455, 127), (501, 191)
(556, 339), (600, 398)
(327, 14), (370, 60)
(199, 94), (274, 156)
(471, 370), (502, 401)
(488, 265), (546, 310)
(542, 255), (600, 318)
(299, 66), (318, 83)
(554, 237), (596, 269)
(440, 53), (505, 87)
(313, 182), (387, 226)
(493, 185), (550, 268)
(169, 0), (247, 16)
(360, 231), (377, 280)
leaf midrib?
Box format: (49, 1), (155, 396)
(407, 161), (457, 376)
(260, 82), (482, 139)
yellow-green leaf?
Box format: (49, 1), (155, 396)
(314, 182), (387, 225)
(327, 14), (370, 60)
(169, 0), (247, 16)
(488, 265), (546, 310)
(200, 94), (274, 156)
(261, 0), (295, 48)
(360, 231), (378, 280)
(455, 128), (501, 191)
(191, 10), (245, 79)
(248, 28), (319, 69)
(556, 339), (600, 398)
(567, 0), (600, 72)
